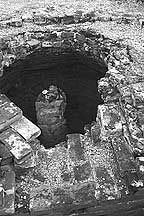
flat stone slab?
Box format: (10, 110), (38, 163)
(0, 169), (15, 215)
(0, 128), (32, 161)
(0, 94), (22, 131)
(11, 116), (41, 141)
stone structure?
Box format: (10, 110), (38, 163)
(35, 85), (67, 147)
(0, 5), (144, 216)
(0, 94), (41, 214)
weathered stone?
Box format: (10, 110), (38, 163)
(15, 151), (37, 169)
(0, 94), (22, 131)
(26, 39), (41, 49)
(106, 68), (126, 86)
(33, 13), (47, 25)
(137, 157), (144, 173)
(0, 169), (15, 215)
(22, 13), (33, 22)
(111, 135), (137, 176)
(9, 18), (23, 27)
(38, 122), (67, 147)
(0, 141), (13, 166)
(0, 128), (32, 161)
(74, 33), (86, 44)
(97, 103), (122, 138)
(67, 133), (85, 165)
(73, 161), (92, 182)
(90, 121), (101, 144)
(98, 77), (114, 101)
(61, 16), (74, 24)
(53, 41), (62, 48)
(41, 41), (53, 48)
(11, 116), (41, 141)
(73, 182), (96, 203)
(137, 109), (144, 133)
(35, 85), (67, 147)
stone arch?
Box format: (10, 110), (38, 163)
(0, 29), (111, 135)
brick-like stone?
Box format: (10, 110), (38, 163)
(94, 165), (123, 201)
(111, 135), (137, 176)
(0, 169), (15, 215)
(0, 141), (13, 166)
(0, 94), (22, 131)
(97, 103), (122, 138)
(41, 41), (53, 48)
(11, 116), (41, 141)
(0, 128), (32, 160)
(67, 134), (85, 164)
(26, 39), (40, 49)
(119, 82), (144, 108)
(15, 151), (37, 168)
(9, 18), (23, 27)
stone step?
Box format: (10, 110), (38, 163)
(0, 94), (22, 131)
(0, 128), (32, 161)
(11, 116), (41, 142)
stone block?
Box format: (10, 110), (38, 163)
(0, 94), (22, 131)
(119, 82), (144, 108)
(0, 169), (15, 215)
(33, 14), (47, 25)
(137, 109), (144, 132)
(14, 151), (37, 169)
(111, 135), (137, 176)
(94, 165), (123, 201)
(36, 107), (62, 125)
(41, 41), (53, 48)
(26, 39), (40, 49)
(53, 41), (62, 48)
(67, 134), (85, 165)
(0, 128), (32, 161)
(90, 121), (101, 143)
(9, 18), (23, 27)
(11, 116), (41, 141)
(136, 157), (144, 173)
(60, 16), (74, 25)
(0, 141), (13, 166)
(61, 31), (74, 39)
(73, 182), (96, 203)
(106, 68), (126, 86)
(97, 103), (122, 138)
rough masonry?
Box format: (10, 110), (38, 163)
(0, 6), (144, 216)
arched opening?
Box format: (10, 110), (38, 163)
(0, 50), (107, 135)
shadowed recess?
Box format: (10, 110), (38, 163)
(0, 50), (107, 134)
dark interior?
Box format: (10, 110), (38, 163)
(0, 50), (107, 134)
